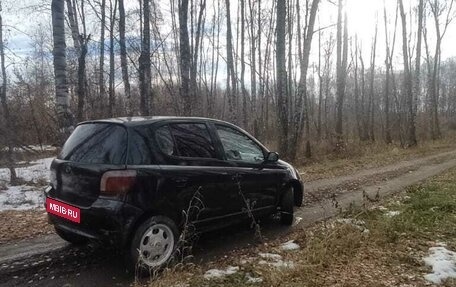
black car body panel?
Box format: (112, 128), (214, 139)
(45, 117), (304, 247)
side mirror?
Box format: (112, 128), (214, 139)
(266, 152), (279, 162)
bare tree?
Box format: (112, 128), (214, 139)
(179, 0), (191, 115)
(99, 0), (106, 113)
(335, 0), (348, 144)
(293, 0), (320, 159)
(427, 0), (455, 139)
(276, 0), (289, 158)
(0, 4), (17, 183)
(383, 1), (399, 144)
(51, 0), (73, 139)
(225, 0), (237, 123)
(398, 0), (417, 147)
(119, 0), (132, 116)
(108, 0), (118, 117)
(368, 17), (378, 142)
(139, 0), (152, 116)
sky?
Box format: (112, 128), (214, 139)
(2, 0), (456, 76)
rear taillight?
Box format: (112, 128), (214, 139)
(100, 170), (137, 196)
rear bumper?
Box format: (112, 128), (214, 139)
(44, 189), (142, 247)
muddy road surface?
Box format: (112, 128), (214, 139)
(1, 150), (456, 287)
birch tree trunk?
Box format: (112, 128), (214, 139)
(51, 0), (73, 140)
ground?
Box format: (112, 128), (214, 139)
(0, 142), (456, 286)
(145, 169), (456, 287)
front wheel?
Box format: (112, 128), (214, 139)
(280, 187), (294, 226)
(128, 215), (179, 274)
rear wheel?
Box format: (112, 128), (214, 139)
(280, 187), (294, 226)
(128, 215), (179, 274)
(54, 227), (88, 245)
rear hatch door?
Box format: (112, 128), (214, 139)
(49, 123), (127, 207)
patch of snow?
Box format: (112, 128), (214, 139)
(336, 218), (367, 231)
(280, 240), (300, 251)
(385, 211), (401, 217)
(0, 157), (53, 211)
(245, 274), (263, 283)
(293, 216), (303, 226)
(259, 253), (282, 260)
(423, 246), (456, 284)
(258, 259), (295, 269)
(258, 252), (294, 269)
(204, 266), (239, 280)
(0, 186), (44, 211)
(0, 157), (54, 184)
(0, 145), (57, 153)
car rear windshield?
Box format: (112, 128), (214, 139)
(59, 123), (127, 165)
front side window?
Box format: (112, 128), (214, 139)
(168, 123), (216, 159)
(59, 123), (127, 165)
(216, 125), (264, 163)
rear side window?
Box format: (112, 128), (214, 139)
(59, 123), (127, 165)
(168, 123), (216, 158)
(128, 126), (154, 165)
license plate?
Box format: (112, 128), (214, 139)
(46, 198), (81, 224)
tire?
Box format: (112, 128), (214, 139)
(280, 187), (294, 226)
(294, 187), (303, 207)
(128, 215), (179, 275)
(54, 227), (88, 245)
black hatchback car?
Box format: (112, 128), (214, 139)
(45, 117), (303, 270)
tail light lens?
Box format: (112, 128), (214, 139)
(100, 170), (137, 196)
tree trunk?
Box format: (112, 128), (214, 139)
(335, 0), (348, 145)
(179, 0), (191, 115)
(139, 0), (152, 116)
(119, 0), (132, 116)
(51, 0), (73, 141)
(276, 0), (289, 159)
(225, 0), (237, 123)
(368, 19), (378, 142)
(99, 0), (106, 113)
(0, 9), (17, 183)
(77, 37), (89, 121)
(398, 0), (417, 147)
(241, 0), (247, 128)
(108, 0), (117, 117)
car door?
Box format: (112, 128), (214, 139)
(153, 122), (241, 227)
(211, 123), (286, 215)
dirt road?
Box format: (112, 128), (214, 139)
(1, 150), (456, 287)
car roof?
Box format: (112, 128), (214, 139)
(78, 116), (235, 127)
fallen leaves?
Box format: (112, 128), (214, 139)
(0, 210), (53, 244)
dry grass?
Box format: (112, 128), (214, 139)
(143, 168), (456, 287)
(297, 133), (456, 181)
